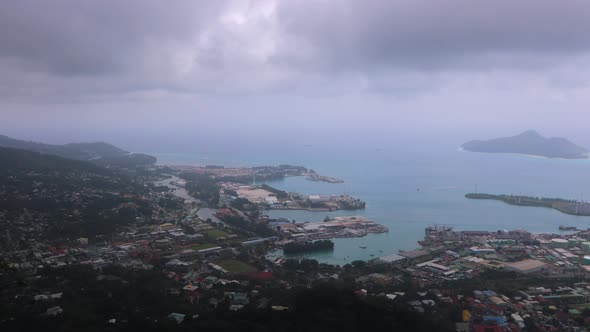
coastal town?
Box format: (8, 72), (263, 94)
(6, 1), (590, 331)
(2, 160), (590, 331)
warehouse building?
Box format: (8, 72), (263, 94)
(504, 259), (547, 274)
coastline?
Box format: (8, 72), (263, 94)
(457, 147), (590, 161)
(147, 146), (590, 264)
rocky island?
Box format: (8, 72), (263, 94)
(461, 130), (588, 159)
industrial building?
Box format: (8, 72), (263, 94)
(504, 259), (547, 274)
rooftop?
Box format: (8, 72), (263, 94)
(504, 259), (546, 273)
(377, 254), (406, 263)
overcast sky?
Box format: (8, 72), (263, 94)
(2, 0), (590, 147)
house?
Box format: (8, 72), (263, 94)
(159, 223), (176, 231)
(504, 259), (547, 274)
(168, 313), (186, 324)
(265, 196), (279, 205)
(34, 294), (49, 301)
(374, 253), (406, 264)
(45, 306), (63, 316)
(232, 293), (250, 305)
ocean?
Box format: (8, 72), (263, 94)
(152, 138), (590, 265)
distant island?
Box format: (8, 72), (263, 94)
(461, 130), (588, 159)
(465, 193), (590, 216)
(0, 134), (157, 168)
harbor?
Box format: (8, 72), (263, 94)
(273, 215), (388, 241)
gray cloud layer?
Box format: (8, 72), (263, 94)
(274, 0), (590, 71)
(2, 0), (590, 99)
(1, 0), (590, 140)
(1, 0), (224, 75)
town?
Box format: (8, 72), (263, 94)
(2, 158), (590, 331)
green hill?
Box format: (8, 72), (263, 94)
(0, 147), (150, 240)
(0, 134), (156, 167)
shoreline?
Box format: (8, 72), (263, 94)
(457, 147), (590, 161)
(154, 149), (590, 264)
(268, 207), (363, 212)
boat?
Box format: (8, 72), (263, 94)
(359, 245), (367, 249)
(559, 225), (578, 231)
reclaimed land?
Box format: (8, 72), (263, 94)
(465, 193), (590, 216)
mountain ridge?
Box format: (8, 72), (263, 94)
(0, 134), (157, 167)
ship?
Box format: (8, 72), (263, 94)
(559, 225), (578, 231)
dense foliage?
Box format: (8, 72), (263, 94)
(180, 173), (220, 205)
(0, 265), (451, 332)
(260, 184), (289, 199)
(0, 135), (122, 160)
(0, 147), (157, 241)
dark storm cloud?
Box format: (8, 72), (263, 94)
(2, 0), (590, 102)
(273, 0), (590, 71)
(0, 0), (225, 76)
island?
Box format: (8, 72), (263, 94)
(465, 193), (590, 216)
(461, 130), (588, 159)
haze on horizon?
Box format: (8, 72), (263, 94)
(2, 0), (590, 149)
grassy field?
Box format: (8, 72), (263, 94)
(206, 229), (230, 239)
(216, 259), (257, 273)
(191, 243), (219, 251)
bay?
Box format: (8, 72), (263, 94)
(153, 139), (590, 264)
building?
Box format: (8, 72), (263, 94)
(45, 306), (63, 316)
(374, 254), (406, 264)
(568, 238), (580, 248)
(265, 196), (279, 205)
(159, 223), (177, 232)
(488, 296), (507, 306)
(551, 238), (568, 249)
(241, 237), (278, 246)
(469, 246), (496, 255)
(307, 194), (331, 203)
(504, 259), (547, 274)
(399, 249), (430, 260)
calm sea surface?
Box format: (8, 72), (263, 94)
(153, 140), (590, 264)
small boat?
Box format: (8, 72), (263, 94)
(359, 245), (367, 249)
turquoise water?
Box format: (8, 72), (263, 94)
(154, 140), (590, 264)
